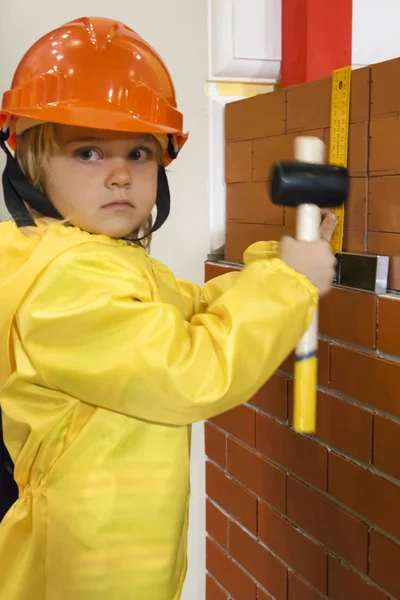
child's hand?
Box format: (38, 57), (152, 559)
(319, 210), (338, 243)
(279, 212), (337, 297)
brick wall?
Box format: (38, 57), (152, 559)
(204, 59), (400, 600)
(224, 59), (400, 290)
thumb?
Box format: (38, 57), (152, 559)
(319, 212), (338, 243)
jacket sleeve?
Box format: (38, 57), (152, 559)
(18, 243), (317, 426)
(176, 274), (240, 319)
(176, 241), (280, 319)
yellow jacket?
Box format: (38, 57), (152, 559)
(0, 222), (317, 600)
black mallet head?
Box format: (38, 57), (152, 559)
(270, 161), (349, 209)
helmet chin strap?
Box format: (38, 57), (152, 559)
(0, 129), (171, 237)
(0, 129), (62, 226)
(150, 166), (171, 234)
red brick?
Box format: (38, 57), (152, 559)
(345, 177), (367, 232)
(205, 262), (238, 282)
(229, 520), (287, 600)
(350, 66), (370, 124)
(377, 296), (400, 356)
(206, 537), (257, 600)
(343, 228), (365, 253)
(330, 345), (400, 419)
(225, 91), (285, 141)
(317, 340), (330, 387)
(369, 176), (400, 234)
(225, 140), (252, 183)
(328, 453), (400, 539)
(328, 555), (389, 600)
(373, 415), (400, 480)
(226, 182), (284, 225)
(256, 413), (327, 490)
(205, 423), (227, 468)
(257, 588), (273, 600)
(316, 391), (373, 463)
(319, 287), (377, 349)
(348, 121), (369, 177)
(250, 374), (288, 421)
(206, 500), (228, 550)
(368, 231), (400, 256)
(253, 133), (294, 182)
(285, 206), (296, 227)
(206, 574), (229, 600)
(286, 78), (331, 132)
(287, 477), (368, 572)
(371, 58), (400, 119)
(206, 461), (257, 534)
(225, 222), (266, 264)
(369, 116), (400, 176)
(258, 501), (327, 594)
(211, 404), (256, 447)
(369, 530), (400, 598)
(227, 438), (286, 512)
(288, 572), (321, 600)
(225, 222), (292, 264)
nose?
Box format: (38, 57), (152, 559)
(105, 159), (132, 189)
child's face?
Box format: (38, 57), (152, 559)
(45, 125), (160, 239)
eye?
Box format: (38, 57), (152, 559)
(74, 147), (102, 161)
(128, 147), (154, 162)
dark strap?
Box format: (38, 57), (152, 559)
(0, 130), (63, 225)
(167, 134), (178, 160)
(152, 166), (170, 233)
(0, 411), (18, 521)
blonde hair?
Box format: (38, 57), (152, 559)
(16, 123), (164, 251)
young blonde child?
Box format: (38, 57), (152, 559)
(0, 16), (336, 600)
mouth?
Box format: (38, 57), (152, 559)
(103, 200), (134, 211)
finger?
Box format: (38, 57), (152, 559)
(320, 209), (332, 220)
(319, 212), (338, 243)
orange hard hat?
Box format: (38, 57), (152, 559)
(1, 16), (188, 164)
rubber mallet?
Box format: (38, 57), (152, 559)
(269, 136), (349, 433)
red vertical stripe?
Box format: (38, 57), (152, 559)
(282, 0), (352, 87)
(281, 0), (308, 87)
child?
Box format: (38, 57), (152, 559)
(0, 16), (336, 600)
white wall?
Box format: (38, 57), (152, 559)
(0, 3), (209, 599)
(353, 0), (400, 67)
